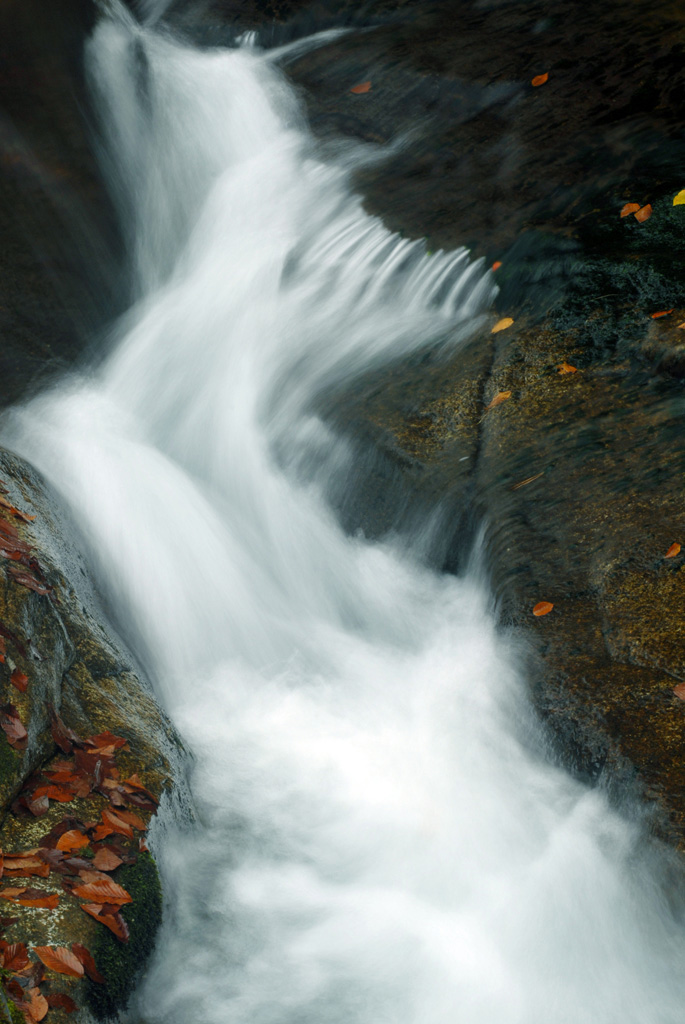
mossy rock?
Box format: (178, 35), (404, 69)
(85, 854), (163, 1020)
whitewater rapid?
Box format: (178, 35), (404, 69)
(6, 8), (685, 1022)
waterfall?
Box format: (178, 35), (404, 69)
(6, 12), (685, 1023)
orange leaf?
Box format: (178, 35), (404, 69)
(650, 309), (673, 318)
(112, 809), (146, 831)
(674, 683), (685, 700)
(80, 904), (130, 943)
(620, 203), (640, 217)
(491, 317), (514, 333)
(533, 601), (554, 617)
(0, 890), (59, 908)
(350, 80), (371, 94)
(634, 204), (652, 222)
(491, 261), (502, 271)
(9, 669), (28, 693)
(33, 945), (84, 978)
(26, 988), (48, 1023)
(677, 322), (685, 329)
(101, 809), (134, 838)
(91, 825), (114, 842)
(56, 831), (89, 853)
(558, 362), (578, 374)
(665, 542), (681, 558)
(484, 390), (512, 411)
(73, 879), (132, 905)
(531, 72), (549, 86)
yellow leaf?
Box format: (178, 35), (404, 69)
(484, 390), (511, 411)
(491, 317), (514, 334)
(673, 190), (685, 206)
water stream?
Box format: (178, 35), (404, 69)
(6, 9), (685, 1022)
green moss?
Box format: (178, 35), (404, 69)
(85, 852), (163, 1020)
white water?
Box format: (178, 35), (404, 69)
(7, 11), (685, 1023)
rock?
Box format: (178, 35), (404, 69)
(0, 0), (124, 410)
(0, 447), (182, 1020)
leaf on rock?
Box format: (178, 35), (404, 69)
(665, 542), (681, 558)
(350, 81), (371, 94)
(56, 831), (89, 854)
(491, 261), (502, 271)
(9, 669), (28, 693)
(491, 317), (514, 333)
(532, 601), (554, 617)
(634, 204), (652, 222)
(2, 942), (30, 972)
(7, 566), (52, 597)
(80, 903), (130, 943)
(531, 72), (549, 86)
(0, 705), (27, 750)
(33, 946), (84, 978)
(72, 943), (105, 984)
(558, 362), (578, 373)
(620, 202), (640, 217)
(484, 390), (512, 411)
(673, 190), (685, 206)
(0, 888), (59, 909)
(93, 848), (123, 872)
(46, 994), (78, 1013)
(26, 987), (49, 1023)
(48, 705), (83, 755)
(673, 683), (685, 700)
(101, 809), (134, 839)
(73, 879), (132, 905)
(650, 309), (673, 318)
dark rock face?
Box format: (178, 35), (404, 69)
(0, 0), (124, 409)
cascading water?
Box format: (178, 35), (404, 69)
(6, 8), (685, 1023)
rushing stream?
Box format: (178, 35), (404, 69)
(6, 6), (685, 1022)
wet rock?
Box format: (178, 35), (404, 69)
(0, 0), (124, 410)
(0, 447), (181, 1019)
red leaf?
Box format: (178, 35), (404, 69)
(101, 809), (134, 839)
(0, 889), (59, 909)
(7, 566), (52, 596)
(650, 309), (673, 318)
(71, 944), (105, 984)
(0, 705), (27, 750)
(350, 80), (371, 94)
(532, 601), (554, 617)
(46, 993), (78, 1013)
(2, 942), (30, 972)
(33, 946), (84, 978)
(9, 669), (28, 693)
(48, 705), (83, 755)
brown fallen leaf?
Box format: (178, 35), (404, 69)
(56, 831), (90, 854)
(558, 362), (578, 374)
(484, 390), (512, 412)
(634, 204), (652, 222)
(0, 496), (35, 522)
(0, 888), (59, 909)
(112, 809), (146, 831)
(532, 601), (554, 617)
(101, 809), (134, 839)
(33, 945), (84, 978)
(46, 993), (78, 1013)
(665, 542), (681, 558)
(651, 309), (673, 318)
(677, 322), (685, 329)
(73, 879), (132, 905)
(9, 668), (28, 693)
(673, 683), (685, 700)
(350, 80), (371, 94)
(48, 705), (84, 755)
(72, 943), (105, 984)
(93, 847), (123, 873)
(1, 941), (30, 972)
(620, 202), (641, 217)
(531, 72), (549, 86)
(7, 566), (52, 597)
(491, 317), (514, 334)
(26, 987), (49, 1023)
(0, 704), (27, 750)
(80, 903), (130, 943)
